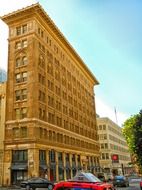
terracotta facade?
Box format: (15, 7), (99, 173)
(1, 3), (100, 185)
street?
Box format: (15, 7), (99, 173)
(0, 184), (141, 190)
(116, 182), (141, 190)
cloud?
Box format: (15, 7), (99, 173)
(95, 96), (129, 126)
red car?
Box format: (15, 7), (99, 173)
(140, 181), (142, 190)
(54, 172), (116, 190)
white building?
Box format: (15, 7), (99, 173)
(97, 117), (132, 177)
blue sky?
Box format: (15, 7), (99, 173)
(0, 0), (142, 125)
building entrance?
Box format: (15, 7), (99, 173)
(11, 170), (27, 185)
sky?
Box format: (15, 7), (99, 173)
(0, 0), (142, 126)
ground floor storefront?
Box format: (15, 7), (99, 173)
(3, 146), (100, 186)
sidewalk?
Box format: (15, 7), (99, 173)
(0, 186), (20, 190)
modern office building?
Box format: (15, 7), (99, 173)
(97, 117), (132, 177)
(1, 3), (100, 185)
(0, 68), (7, 82)
(0, 82), (6, 186)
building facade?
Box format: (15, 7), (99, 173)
(0, 68), (7, 82)
(97, 117), (132, 178)
(0, 82), (6, 186)
(1, 3), (100, 185)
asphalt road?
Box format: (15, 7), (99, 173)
(116, 182), (141, 190)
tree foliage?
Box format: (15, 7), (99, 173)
(122, 110), (142, 168)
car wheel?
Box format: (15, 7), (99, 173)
(26, 184), (31, 190)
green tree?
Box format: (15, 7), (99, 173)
(122, 110), (142, 169)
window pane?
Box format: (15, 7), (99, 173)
(13, 128), (19, 138)
(22, 89), (27, 100)
(15, 108), (20, 119)
(21, 127), (27, 138)
(16, 58), (21, 67)
(16, 27), (21, 35)
(22, 40), (27, 48)
(16, 73), (21, 83)
(21, 108), (27, 118)
(22, 25), (27, 34)
(22, 56), (27, 65)
(16, 42), (21, 49)
(15, 90), (21, 101)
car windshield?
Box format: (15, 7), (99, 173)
(115, 176), (125, 180)
(84, 173), (101, 182)
(70, 172), (101, 182)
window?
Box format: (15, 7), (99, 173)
(16, 42), (21, 49)
(16, 24), (27, 36)
(105, 143), (108, 149)
(104, 134), (107, 139)
(16, 26), (21, 35)
(22, 72), (27, 82)
(12, 150), (28, 162)
(22, 40), (27, 48)
(21, 107), (27, 118)
(15, 108), (20, 119)
(15, 89), (27, 101)
(15, 73), (21, 83)
(21, 89), (27, 100)
(48, 112), (54, 124)
(39, 150), (46, 162)
(41, 31), (44, 38)
(99, 125), (102, 130)
(15, 90), (21, 101)
(22, 56), (28, 65)
(58, 152), (63, 162)
(22, 25), (27, 34)
(101, 144), (104, 149)
(106, 153), (109, 159)
(13, 127), (19, 138)
(102, 153), (105, 160)
(103, 125), (106, 130)
(21, 127), (27, 138)
(65, 153), (69, 163)
(49, 150), (55, 162)
(16, 58), (21, 67)
(39, 90), (45, 102)
(39, 108), (46, 120)
(15, 72), (27, 83)
(48, 96), (54, 107)
(15, 56), (28, 67)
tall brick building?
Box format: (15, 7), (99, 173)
(1, 3), (99, 185)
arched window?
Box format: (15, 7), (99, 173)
(16, 58), (21, 67)
(22, 56), (28, 65)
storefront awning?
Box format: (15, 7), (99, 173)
(39, 165), (48, 170)
(11, 164), (27, 170)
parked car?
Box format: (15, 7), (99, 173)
(54, 171), (116, 190)
(20, 177), (54, 190)
(140, 181), (142, 190)
(113, 175), (129, 187)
